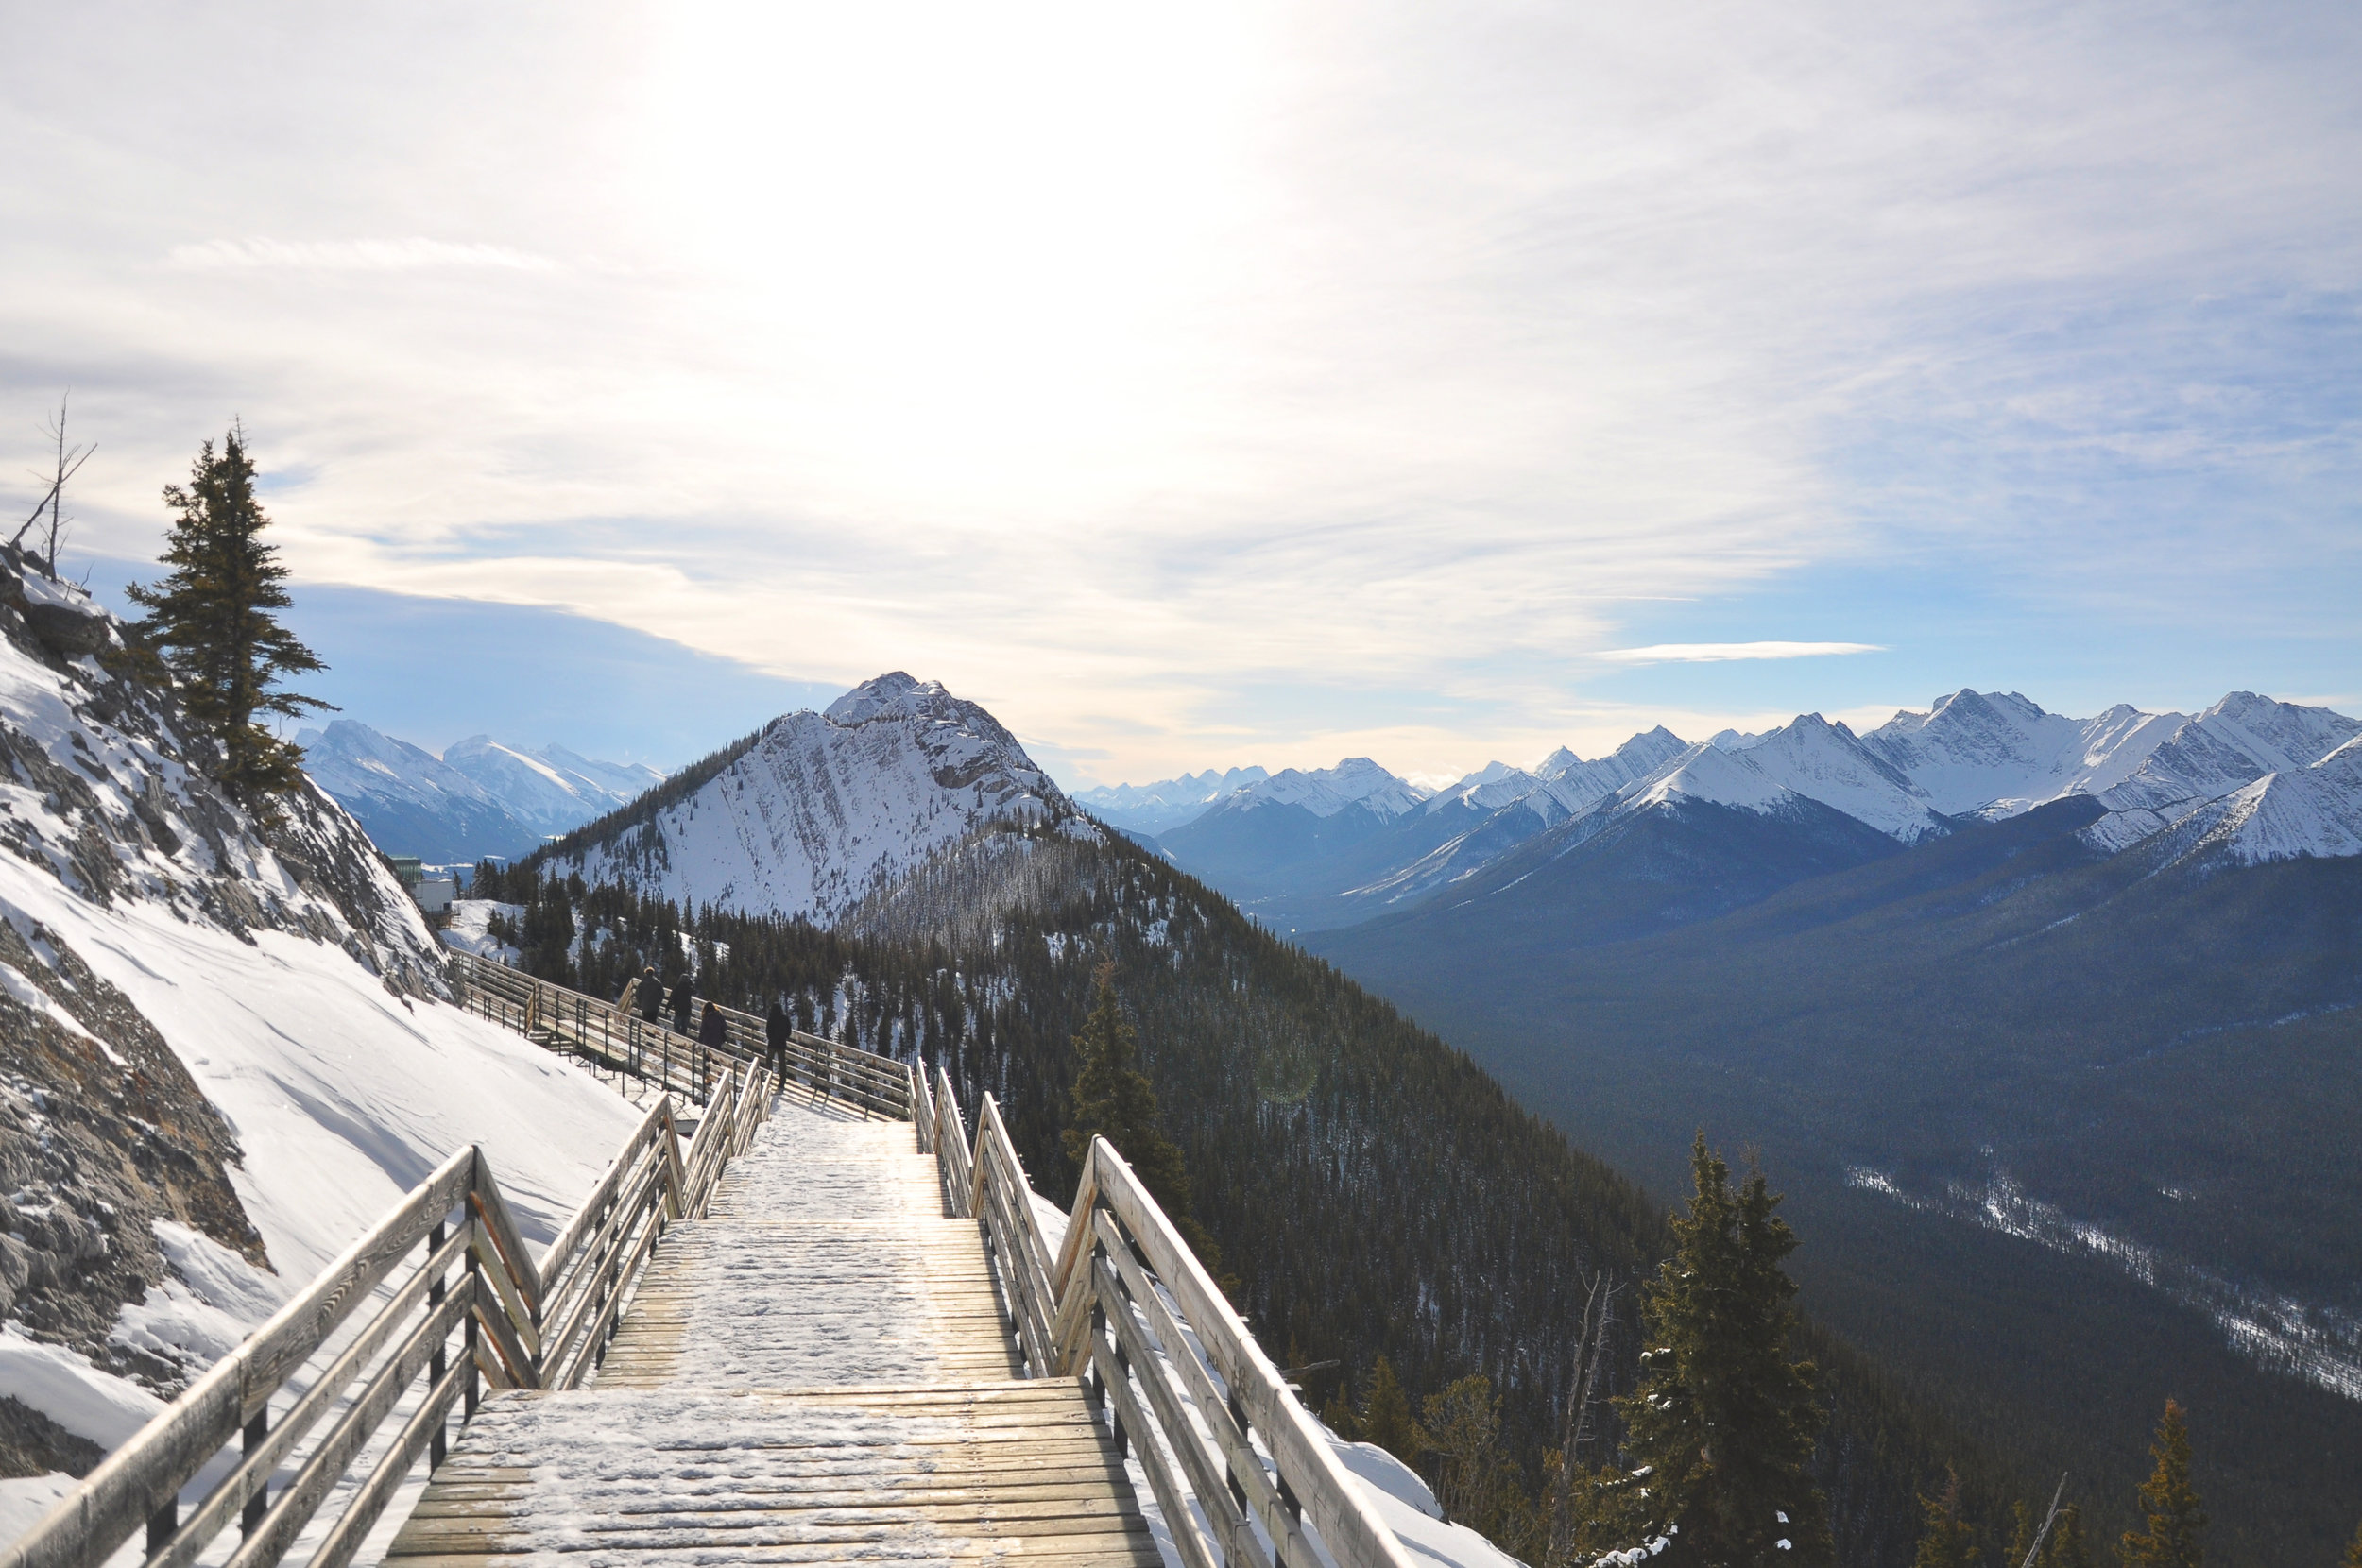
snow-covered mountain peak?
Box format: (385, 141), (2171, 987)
(1628, 741), (1797, 814)
(1672, 712), (1949, 844)
(825, 671), (955, 725)
(544, 674), (1077, 922)
(1862, 689), (2184, 818)
(2101, 738), (2362, 871)
(2186, 690), (2362, 774)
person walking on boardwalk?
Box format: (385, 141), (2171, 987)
(765, 998), (790, 1082)
(669, 976), (695, 1034)
(636, 966), (664, 1025)
(698, 999), (728, 1100)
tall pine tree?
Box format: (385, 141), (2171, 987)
(126, 424), (330, 803)
(1616, 1134), (1832, 1567)
(2117, 1400), (2204, 1568)
(1913, 1470), (1977, 1568)
(1064, 962), (1224, 1277)
(1358, 1355), (1421, 1466)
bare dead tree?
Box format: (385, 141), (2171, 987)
(2016, 1474), (2069, 1568)
(11, 392), (95, 573)
(1544, 1273), (1623, 1568)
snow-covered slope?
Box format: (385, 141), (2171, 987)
(540, 672), (1083, 923)
(299, 719), (538, 862)
(0, 548), (638, 1493)
(443, 735), (664, 837)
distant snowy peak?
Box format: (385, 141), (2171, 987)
(300, 720), (661, 861)
(1236, 758), (1429, 821)
(2099, 691), (2362, 815)
(1536, 727), (1690, 811)
(1862, 689), (2184, 817)
(2097, 739), (2362, 870)
(1071, 766), (1271, 833)
(443, 734), (663, 836)
(548, 673), (1081, 923)
(1595, 716), (1949, 845)
(1628, 741), (1798, 815)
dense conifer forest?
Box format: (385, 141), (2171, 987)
(476, 824), (2045, 1565)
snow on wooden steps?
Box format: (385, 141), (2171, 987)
(385, 1099), (1155, 1566)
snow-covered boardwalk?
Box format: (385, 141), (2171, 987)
(381, 1100), (1159, 1567)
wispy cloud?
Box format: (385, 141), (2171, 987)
(3, 0), (2356, 779)
(166, 238), (559, 273)
(1596, 642), (1887, 665)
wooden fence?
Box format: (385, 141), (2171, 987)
(3, 1064), (772, 1568)
(920, 1062), (1418, 1568)
(449, 949), (910, 1119)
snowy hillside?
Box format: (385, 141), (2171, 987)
(538, 672), (1084, 923)
(0, 549), (637, 1507)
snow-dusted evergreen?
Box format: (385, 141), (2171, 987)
(538, 672), (1087, 923)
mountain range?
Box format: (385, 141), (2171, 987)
(1111, 689), (2361, 930)
(452, 668), (2362, 1561)
(297, 720), (665, 863)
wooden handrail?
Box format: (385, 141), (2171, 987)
(4, 1058), (774, 1568)
(449, 951), (907, 1119)
(914, 1061), (1419, 1568)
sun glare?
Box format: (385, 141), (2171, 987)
(633, 3), (1265, 501)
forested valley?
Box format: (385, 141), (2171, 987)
(472, 823), (2064, 1566)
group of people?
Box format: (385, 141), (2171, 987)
(617, 965), (796, 1079)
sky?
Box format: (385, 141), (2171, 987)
(5, 1), (2358, 785)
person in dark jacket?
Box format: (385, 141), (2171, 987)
(698, 999), (727, 1051)
(764, 999), (790, 1082)
(669, 978), (695, 1034)
(637, 967), (664, 1025)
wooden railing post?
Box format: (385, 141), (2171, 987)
(426, 1221), (448, 1472)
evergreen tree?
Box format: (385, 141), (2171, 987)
(1912, 1470), (1977, 1568)
(1063, 962), (1224, 1275)
(2045, 1507), (2095, 1568)
(2118, 1400), (2204, 1568)
(1360, 1355), (1422, 1466)
(125, 425), (330, 803)
(1616, 1134), (1833, 1567)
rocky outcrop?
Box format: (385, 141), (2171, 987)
(0, 914), (266, 1398)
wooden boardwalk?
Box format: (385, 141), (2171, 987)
(385, 1100), (1160, 1567)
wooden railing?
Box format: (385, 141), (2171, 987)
(450, 949), (910, 1120)
(5, 1063), (772, 1568)
(919, 1061), (1417, 1568)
